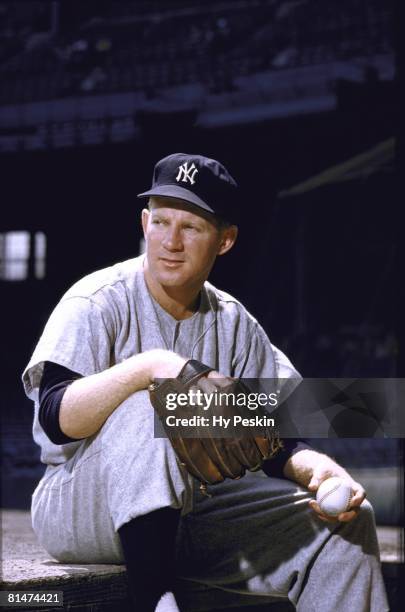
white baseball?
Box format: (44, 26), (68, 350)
(316, 477), (353, 516)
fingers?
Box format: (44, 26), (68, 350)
(308, 500), (339, 523)
(206, 370), (228, 382)
(307, 465), (335, 492)
(186, 373), (230, 410)
(349, 481), (366, 507)
(188, 374), (241, 417)
(198, 372), (230, 394)
(337, 508), (360, 522)
(309, 490), (364, 524)
(308, 499), (359, 523)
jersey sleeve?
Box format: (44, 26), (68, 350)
(22, 295), (114, 400)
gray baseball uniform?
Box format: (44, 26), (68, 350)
(22, 255), (388, 611)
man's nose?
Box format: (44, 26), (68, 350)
(162, 225), (183, 251)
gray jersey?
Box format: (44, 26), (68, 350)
(22, 255), (298, 466)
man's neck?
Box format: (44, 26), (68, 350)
(143, 269), (201, 321)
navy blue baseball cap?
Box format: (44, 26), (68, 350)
(137, 153), (238, 224)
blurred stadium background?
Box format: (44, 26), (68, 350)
(0, 0), (401, 545)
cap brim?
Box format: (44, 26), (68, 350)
(137, 185), (215, 215)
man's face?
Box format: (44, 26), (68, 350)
(141, 197), (236, 293)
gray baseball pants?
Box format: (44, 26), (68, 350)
(31, 391), (388, 611)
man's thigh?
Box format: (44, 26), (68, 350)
(176, 471), (338, 597)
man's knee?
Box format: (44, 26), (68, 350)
(101, 389), (154, 436)
(357, 498), (375, 521)
(339, 498), (380, 557)
(98, 389), (180, 471)
(96, 390), (192, 524)
(98, 389), (174, 458)
(355, 498), (377, 534)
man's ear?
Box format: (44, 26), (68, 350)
(218, 225), (238, 256)
(141, 208), (150, 238)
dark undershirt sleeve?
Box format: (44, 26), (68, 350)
(263, 439), (315, 479)
(39, 361), (84, 445)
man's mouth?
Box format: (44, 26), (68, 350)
(159, 257), (184, 267)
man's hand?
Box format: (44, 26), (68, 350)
(283, 449), (366, 523)
(307, 463), (366, 523)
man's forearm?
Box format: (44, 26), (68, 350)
(59, 349), (185, 439)
(282, 449), (354, 488)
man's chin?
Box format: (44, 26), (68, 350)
(155, 270), (188, 287)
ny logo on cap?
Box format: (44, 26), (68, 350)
(176, 162), (198, 185)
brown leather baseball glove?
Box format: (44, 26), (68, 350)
(149, 359), (282, 494)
